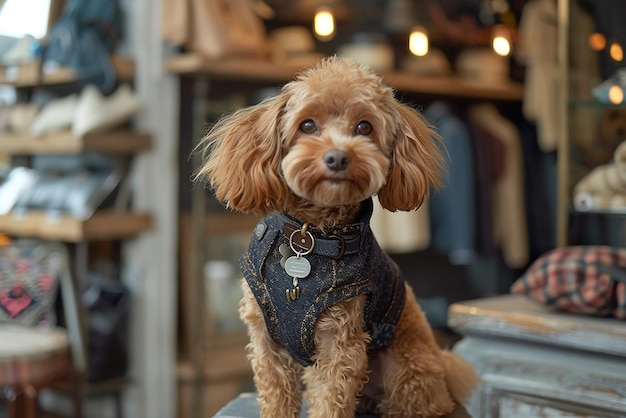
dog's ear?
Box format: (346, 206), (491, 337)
(194, 93), (290, 214)
(377, 101), (444, 212)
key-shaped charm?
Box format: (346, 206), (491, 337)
(286, 277), (301, 301)
(284, 227), (314, 301)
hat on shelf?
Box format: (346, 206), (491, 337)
(269, 26), (324, 67)
(30, 94), (78, 137)
(400, 49), (451, 76)
(1, 35), (38, 65)
(28, 84), (141, 138)
(8, 104), (38, 135)
(72, 84), (141, 137)
(456, 48), (510, 84)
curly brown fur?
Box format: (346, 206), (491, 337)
(196, 56), (478, 417)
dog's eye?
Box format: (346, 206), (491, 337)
(355, 121), (372, 135)
(299, 119), (317, 134)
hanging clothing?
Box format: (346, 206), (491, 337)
(424, 102), (476, 265)
(468, 104), (529, 269)
(466, 118), (503, 259)
(516, 0), (559, 152)
(371, 198), (430, 254)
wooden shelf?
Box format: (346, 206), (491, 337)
(205, 212), (259, 236)
(164, 53), (524, 101)
(383, 71), (524, 101)
(164, 53), (300, 83)
(0, 55), (135, 87)
(0, 130), (152, 155)
(0, 210), (153, 242)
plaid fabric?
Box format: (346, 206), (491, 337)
(511, 246), (626, 319)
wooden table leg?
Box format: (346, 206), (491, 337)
(7, 384), (37, 418)
(71, 372), (85, 418)
(6, 386), (19, 418)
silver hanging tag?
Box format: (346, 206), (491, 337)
(284, 255), (311, 278)
(284, 227), (314, 301)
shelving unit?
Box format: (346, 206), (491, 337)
(0, 60), (153, 243)
(0, 130), (152, 154)
(0, 211), (153, 242)
(0, 53), (152, 417)
(0, 55), (135, 87)
(164, 53), (524, 101)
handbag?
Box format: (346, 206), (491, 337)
(82, 273), (130, 382)
(162, 0), (269, 59)
(511, 246), (626, 319)
(40, 0), (124, 94)
(162, 0), (190, 47)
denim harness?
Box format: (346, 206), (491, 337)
(240, 199), (406, 366)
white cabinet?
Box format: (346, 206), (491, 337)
(449, 295), (626, 418)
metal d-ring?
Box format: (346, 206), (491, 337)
(289, 229), (314, 256)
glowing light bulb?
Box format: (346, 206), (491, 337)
(609, 85), (624, 105)
(588, 32), (606, 51)
(314, 7), (335, 41)
(491, 25), (511, 57)
(409, 26), (429, 57)
(610, 42), (624, 62)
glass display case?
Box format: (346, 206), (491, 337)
(557, 0), (626, 248)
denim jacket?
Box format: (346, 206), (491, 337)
(240, 199), (406, 366)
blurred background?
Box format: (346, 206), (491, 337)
(0, 0), (625, 417)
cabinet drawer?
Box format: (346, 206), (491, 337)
(453, 337), (626, 417)
(479, 358), (626, 418)
(490, 391), (620, 418)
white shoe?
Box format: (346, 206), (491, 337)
(0, 167), (37, 215)
(72, 84), (141, 136)
(9, 103), (39, 135)
(30, 94), (78, 137)
(1, 35), (37, 64)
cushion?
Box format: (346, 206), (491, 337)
(0, 241), (66, 326)
(511, 246), (626, 319)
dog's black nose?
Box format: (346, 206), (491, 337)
(323, 149), (350, 172)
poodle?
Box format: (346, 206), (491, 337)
(195, 56), (478, 418)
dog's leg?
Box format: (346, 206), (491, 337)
(378, 285), (455, 418)
(239, 282), (302, 418)
(302, 296), (369, 418)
